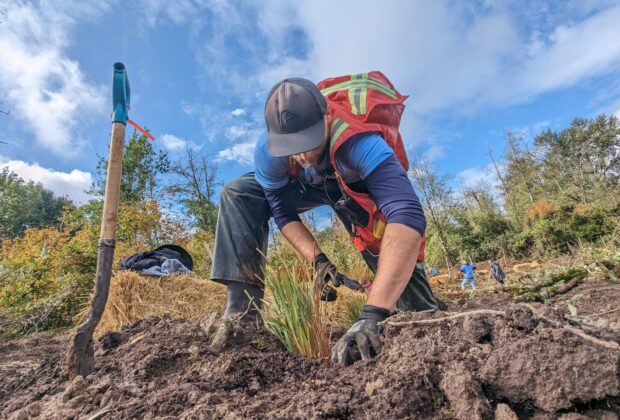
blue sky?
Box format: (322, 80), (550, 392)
(1, 0), (620, 206)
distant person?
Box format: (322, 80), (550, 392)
(460, 260), (476, 290)
(489, 260), (506, 285)
(429, 267), (439, 277)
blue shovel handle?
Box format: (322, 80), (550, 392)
(112, 62), (130, 124)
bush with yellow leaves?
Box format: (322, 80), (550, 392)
(0, 199), (190, 337)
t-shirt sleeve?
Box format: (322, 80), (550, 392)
(253, 138), (300, 230)
(254, 137), (290, 190)
(335, 133), (393, 179)
(364, 154), (426, 236)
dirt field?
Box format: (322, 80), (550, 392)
(1, 277), (619, 419)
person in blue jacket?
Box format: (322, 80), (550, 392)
(460, 260), (477, 290)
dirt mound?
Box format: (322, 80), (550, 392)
(2, 300), (619, 419)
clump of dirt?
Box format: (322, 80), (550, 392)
(2, 302), (620, 419)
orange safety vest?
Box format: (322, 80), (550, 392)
(291, 71), (425, 260)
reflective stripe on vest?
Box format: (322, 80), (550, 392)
(329, 118), (349, 153)
(320, 74), (398, 116)
(348, 73), (368, 115)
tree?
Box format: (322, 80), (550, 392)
(91, 130), (170, 203)
(454, 184), (511, 261)
(534, 115), (620, 206)
(168, 148), (219, 232)
(0, 168), (72, 239)
(501, 131), (544, 226)
(409, 156), (457, 273)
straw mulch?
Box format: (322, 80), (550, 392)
(429, 274), (451, 286)
(513, 261), (540, 272)
(96, 271), (226, 336)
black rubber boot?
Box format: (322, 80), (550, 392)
(223, 282), (264, 319)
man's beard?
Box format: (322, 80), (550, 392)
(299, 147), (328, 169)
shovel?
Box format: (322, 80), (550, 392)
(318, 272), (366, 301)
(67, 62), (130, 377)
(339, 273), (365, 292)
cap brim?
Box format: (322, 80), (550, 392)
(267, 118), (326, 157)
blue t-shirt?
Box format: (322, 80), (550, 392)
(460, 263), (476, 279)
(254, 132), (393, 189)
(253, 132), (426, 236)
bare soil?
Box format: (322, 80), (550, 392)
(2, 280), (619, 419)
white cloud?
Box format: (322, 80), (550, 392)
(511, 120), (553, 140)
(139, 0), (201, 27)
(0, 157), (93, 204)
(256, 56), (310, 90)
(457, 161), (505, 196)
(181, 101), (198, 116)
(0, 2), (107, 158)
(225, 125), (263, 142)
(517, 5), (620, 101)
(261, 1), (620, 115)
(231, 108), (246, 117)
(216, 139), (257, 165)
(456, 163), (505, 203)
(422, 144), (446, 162)
(159, 134), (187, 151)
(458, 164), (496, 189)
(271, 1), (521, 114)
(140, 1), (620, 164)
(225, 126), (246, 141)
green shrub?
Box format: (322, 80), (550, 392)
(570, 205), (617, 243)
(0, 200), (190, 337)
(0, 227), (95, 335)
(506, 230), (535, 259)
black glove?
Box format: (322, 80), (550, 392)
(313, 253), (343, 301)
(331, 305), (390, 366)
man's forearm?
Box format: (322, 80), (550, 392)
(281, 220), (322, 262)
(366, 223), (421, 310)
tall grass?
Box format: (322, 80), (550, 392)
(258, 258), (331, 358)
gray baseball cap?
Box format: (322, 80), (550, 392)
(264, 78), (327, 157)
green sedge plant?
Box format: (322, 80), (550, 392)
(255, 255), (331, 358)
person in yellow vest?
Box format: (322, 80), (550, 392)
(209, 74), (438, 365)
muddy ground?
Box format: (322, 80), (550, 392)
(1, 279), (620, 419)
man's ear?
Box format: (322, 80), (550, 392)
(324, 104), (332, 121)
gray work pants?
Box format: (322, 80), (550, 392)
(211, 172), (438, 311)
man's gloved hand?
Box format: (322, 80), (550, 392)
(331, 305), (390, 366)
(313, 253), (343, 301)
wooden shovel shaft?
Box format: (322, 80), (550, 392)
(67, 121), (126, 377)
(100, 122), (126, 238)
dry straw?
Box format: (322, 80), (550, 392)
(94, 271), (226, 336)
